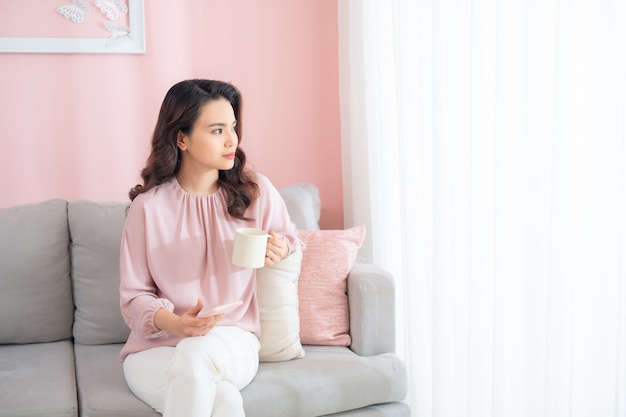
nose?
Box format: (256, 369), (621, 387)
(226, 130), (238, 147)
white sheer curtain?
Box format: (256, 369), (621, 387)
(338, 1), (626, 416)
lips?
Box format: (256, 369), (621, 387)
(224, 152), (236, 159)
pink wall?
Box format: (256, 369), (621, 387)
(0, 1), (342, 229)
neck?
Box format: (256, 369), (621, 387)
(175, 167), (220, 195)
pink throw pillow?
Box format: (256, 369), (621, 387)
(297, 226), (366, 346)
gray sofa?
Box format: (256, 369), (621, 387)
(0, 183), (409, 417)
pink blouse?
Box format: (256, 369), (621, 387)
(119, 173), (301, 361)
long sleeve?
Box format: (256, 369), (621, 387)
(119, 197), (174, 339)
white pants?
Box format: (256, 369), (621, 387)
(123, 326), (260, 417)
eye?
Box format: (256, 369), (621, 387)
(212, 128), (223, 134)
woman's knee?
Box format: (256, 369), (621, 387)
(168, 337), (219, 381)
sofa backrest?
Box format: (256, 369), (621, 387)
(68, 200), (131, 345)
(278, 182), (321, 231)
(0, 199), (74, 344)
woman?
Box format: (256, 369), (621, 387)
(119, 79), (301, 416)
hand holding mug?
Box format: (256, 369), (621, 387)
(232, 228), (288, 268)
(265, 231), (288, 267)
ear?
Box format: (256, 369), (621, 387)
(176, 130), (188, 151)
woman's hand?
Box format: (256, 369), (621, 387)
(154, 298), (223, 337)
(265, 231), (289, 266)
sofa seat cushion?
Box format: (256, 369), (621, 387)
(74, 344), (407, 417)
(74, 344), (159, 417)
(242, 345), (408, 417)
(0, 341), (77, 417)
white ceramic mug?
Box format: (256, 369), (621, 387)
(232, 228), (269, 268)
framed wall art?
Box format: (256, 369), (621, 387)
(0, 0), (145, 54)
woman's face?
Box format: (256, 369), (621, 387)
(177, 98), (238, 173)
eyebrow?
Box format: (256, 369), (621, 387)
(208, 120), (237, 128)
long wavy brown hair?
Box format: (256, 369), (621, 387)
(129, 79), (259, 220)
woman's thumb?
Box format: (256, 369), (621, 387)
(188, 298), (204, 315)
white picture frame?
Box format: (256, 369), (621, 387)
(0, 0), (145, 54)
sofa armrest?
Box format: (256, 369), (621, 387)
(347, 258), (396, 356)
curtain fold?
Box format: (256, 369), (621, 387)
(339, 1), (626, 416)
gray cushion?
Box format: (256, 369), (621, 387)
(0, 199), (73, 344)
(279, 183), (321, 230)
(242, 345), (408, 417)
(68, 200), (131, 345)
(74, 344), (159, 417)
(0, 341), (78, 417)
